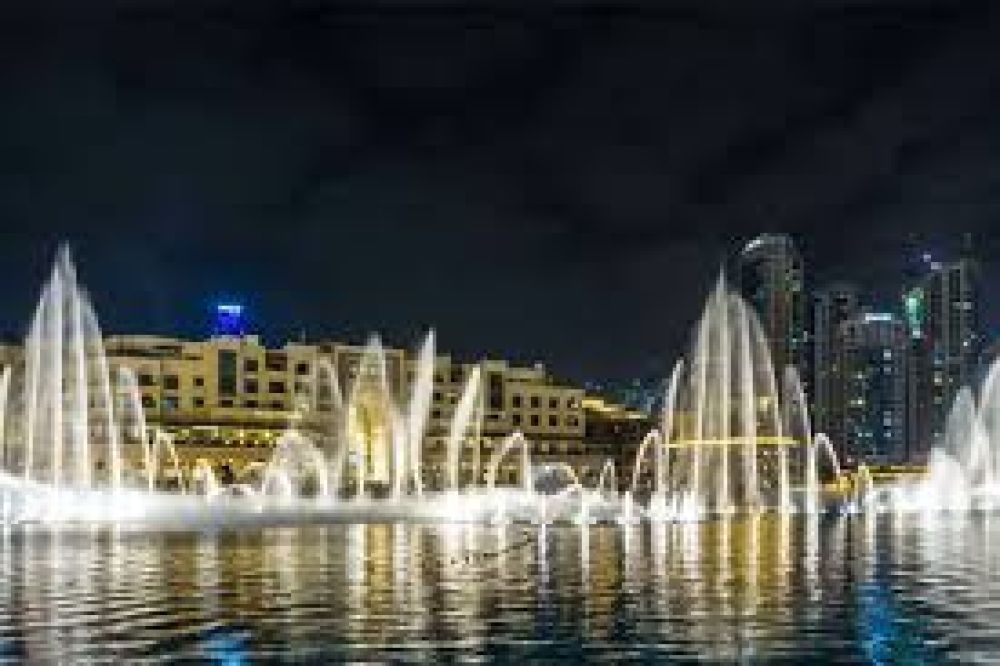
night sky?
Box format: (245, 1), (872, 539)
(0, 1), (997, 383)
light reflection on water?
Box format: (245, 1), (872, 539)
(0, 515), (997, 662)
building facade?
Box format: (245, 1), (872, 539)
(102, 334), (596, 493)
(902, 254), (980, 456)
(582, 396), (654, 493)
(735, 234), (811, 401)
(812, 282), (861, 447)
(837, 313), (909, 466)
(902, 285), (933, 464)
(104, 334), (327, 485)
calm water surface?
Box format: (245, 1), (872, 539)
(0, 515), (998, 663)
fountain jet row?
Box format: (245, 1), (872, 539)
(0, 249), (848, 525)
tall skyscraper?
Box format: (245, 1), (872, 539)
(837, 312), (909, 465)
(812, 282), (861, 446)
(902, 284), (932, 463)
(736, 233), (810, 393)
(904, 245), (980, 455)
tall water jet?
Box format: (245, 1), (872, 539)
(782, 366), (813, 513)
(446, 366), (481, 492)
(313, 358), (343, 462)
(390, 415), (408, 500)
(311, 357), (347, 500)
(116, 366), (153, 491)
(978, 361), (1000, 487)
(315, 358), (344, 414)
(0, 367), (10, 472)
(0, 247), (138, 497)
(946, 388), (987, 485)
(406, 331), (435, 497)
(662, 272), (803, 517)
(735, 299), (761, 511)
(658, 360), (684, 496)
(150, 430), (183, 492)
(715, 274), (732, 515)
(893, 358), (1000, 513)
(341, 336), (401, 499)
(645, 362), (684, 520)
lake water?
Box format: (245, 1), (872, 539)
(0, 514), (997, 663)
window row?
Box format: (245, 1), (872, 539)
(243, 357), (311, 375)
(136, 363), (313, 389)
(422, 439), (585, 455)
(138, 374), (205, 389)
(426, 410), (579, 428)
(140, 396), (287, 411)
(510, 395), (579, 410)
(242, 380), (310, 395)
(512, 414), (580, 428)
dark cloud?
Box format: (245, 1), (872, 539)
(0, 0), (996, 382)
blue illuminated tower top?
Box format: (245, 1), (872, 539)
(213, 303), (247, 337)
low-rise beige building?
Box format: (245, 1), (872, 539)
(100, 334), (598, 493)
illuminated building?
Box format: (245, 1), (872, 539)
(902, 284), (933, 463)
(582, 396), (655, 492)
(837, 313), (909, 465)
(585, 377), (665, 415)
(104, 334), (324, 484)
(100, 333), (590, 491)
(904, 244), (980, 455)
(812, 282), (861, 448)
(735, 234), (811, 403)
(477, 360), (587, 488)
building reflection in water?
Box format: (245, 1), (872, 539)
(578, 524), (590, 592)
(0, 517), (998, 660)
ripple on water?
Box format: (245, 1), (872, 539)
(0, 516), (997, 661)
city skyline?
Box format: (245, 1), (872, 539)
(0, 232), (977, 471)
(0, 232), (993, 387)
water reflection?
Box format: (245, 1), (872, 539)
(0, 516), (996, 661)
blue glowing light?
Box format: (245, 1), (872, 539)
(214, 303), (246, 336)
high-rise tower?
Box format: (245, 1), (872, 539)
(812, 282), (861, 446)
(735, 234), (811, 394)
(903, 235), (980, 458)
(837, 312), (909, 465)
